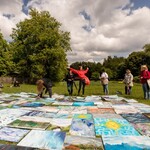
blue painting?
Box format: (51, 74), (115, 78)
(70, 114), (95, 137)
(103, 136), (150, 150)
(18, 130), (66, 150)
(94, 118), (140, 136)
(73, 102), (94, 106)
(21, 102), (45, 107)
(121, 113), (150, 124)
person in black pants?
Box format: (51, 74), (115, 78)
(78, 78), (86, 95)
(36, 78), (52, 98)
(65, 70), (75, 95)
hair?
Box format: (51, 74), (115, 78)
(36, 80), (44, 94)
(141, 65), (148, 71)
(126, 69), (131, 73)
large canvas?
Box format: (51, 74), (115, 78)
(47, 118), (72, 133)
(121, 113), (150, 124)
(8, 119), (50, 130)
(94, 118), (140, 136)
(64, 135), (104, 150)
(0, 127), (29, 142)
(73, 102), (94, 106)
(102, 136), (150, 150)
(88, 107), (115, 114)
(70, 114), (95, 137)
(113, 105), (140, 114)
(0, 144), (37, 150)
(132, 123), (150, 136)
(92, 113), (123, 119)
(18, 130), (66, 150)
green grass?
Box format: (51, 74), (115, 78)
(2, 81), (150, 105)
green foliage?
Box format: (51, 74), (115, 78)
(0, 32), (15, 76)
(10, 8), (71, 82)
(91, 71), (100, 81)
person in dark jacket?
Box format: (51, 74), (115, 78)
(65, 70), (75, 95)
(36, 78), (52, 98)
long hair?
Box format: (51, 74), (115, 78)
(36, 80), (44, 94)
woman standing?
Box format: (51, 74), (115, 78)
(123, 69), (133, 95)
(140, 65), (150, 100)
(100, 69), (109, 95)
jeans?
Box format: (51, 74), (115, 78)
(142, 83), (150, 99)
(67, 82), (73, 95)
(78, 79), (86, 95)
(125, 86), (132, 95)
(103, 84), (109, 95)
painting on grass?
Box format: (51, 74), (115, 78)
(0, 127), (29, 142)
(0, 144), (37, 150)
(102, 136), (150, 150)
(73, 102), (94, 106)
(121, 113), (150, 124)
(46, 118), (72, 133)
(8, 119), (50, 130)
(113, 105), (140, 114)
(94, 118), (140, 136)
(21, 102), (45, 107)
(132, 123), (150, 136)
(70, 114), (95, 137)
(88, 107), (115, 114)
(64, 135), (104, 150)
(92, 113), (123, 119)
(18, 130), (66, 150)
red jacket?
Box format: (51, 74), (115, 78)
(140, 70), (150, 84)
(70, 68), (90, 85)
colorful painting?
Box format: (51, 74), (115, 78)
(73, 102), (94, 106)
(132, 123), (150, 136)
(70, 114), (95, 137)
(0, 144), (36, 150)
(64, 135), (104, 150)
(113, 105), (140, 114)
(21, 102), (45, 107)
(102, 136), (150, 150)
(121, 113), (150, 124)
(94, 118), (140, 136)
(47, 118), (72, 133)
(18, 130), (66, 150)
(0, 127), (29, 142)
(88, 107), (115, 114)
(92, 113), (123, 119)
(8, 119), (50, 130)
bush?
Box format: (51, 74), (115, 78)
(134, 76), (140, 83)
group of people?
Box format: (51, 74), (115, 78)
(121, 65), (150, 100)
(36, 64), (150, 100)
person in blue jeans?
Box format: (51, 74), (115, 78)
(100, 69), (109, 95)
(140, 65), (150, 99)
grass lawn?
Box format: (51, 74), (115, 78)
(2, 81), (150, 105)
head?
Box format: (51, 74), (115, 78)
(126, 69), (131, 74)
(141, 65), (148, 71)
(79, 66), (83, 70)
(36, 80), (44, 93)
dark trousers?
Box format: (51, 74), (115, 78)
(78, 79), (86, 95)
(125, 86), (132, 95)
(39, 87), (52, 98)
(67, 82), (73, 95)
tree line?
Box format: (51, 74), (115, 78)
(0, 9), (150, 83)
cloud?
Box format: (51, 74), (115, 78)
(0, 0), (150, 63)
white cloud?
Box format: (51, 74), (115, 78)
(0, 0), (150, 63)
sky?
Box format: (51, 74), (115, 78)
(0, 0), (150, 64)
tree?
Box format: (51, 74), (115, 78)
(0, 32), (14, 76)
(10, 9), (71, 82)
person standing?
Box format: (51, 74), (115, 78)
(65, 70), (75, 95)
(100, 69), (109, 95)
(140, 65), (150, 100)
(70, 66), (90, 95)
(123, 69), (133, 95)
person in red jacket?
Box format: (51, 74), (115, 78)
(70, 66), (90, 95)
(140, 65), (150, 99)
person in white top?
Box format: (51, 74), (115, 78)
(123, 69), (133, 95)
(99, 69), (109, 95)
